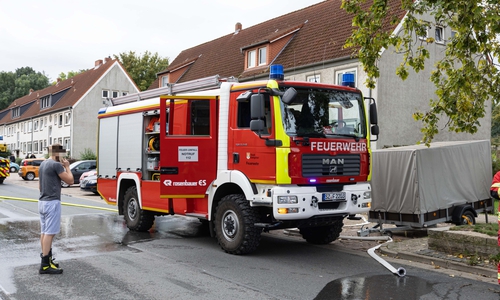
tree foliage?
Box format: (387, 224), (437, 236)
(0, 67), (50, 110)
(114, 51), (169, 91)
(53, 69), (87, 84)
(342, 0), (500, 145)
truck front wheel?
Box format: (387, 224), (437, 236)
(214, 194), (261, 255)
(299, 219), (344, 245)
(123, 186), (155, 232)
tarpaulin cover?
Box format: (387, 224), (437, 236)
(371, 140), (491, 214)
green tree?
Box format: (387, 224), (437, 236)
(0, 67), (49, 110)
(53, 69), (87, 84)
(342, 0), (500, 145)
(114, 51), (169, 91)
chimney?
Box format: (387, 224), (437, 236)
(105, 56), (112, 63)
(57, 78), (61, 83)
(29, 89), (34, 95)
(95, 59), (103, 67)
(235, 22), (242, 33)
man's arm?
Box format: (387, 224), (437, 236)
(58, 158), (74, 185)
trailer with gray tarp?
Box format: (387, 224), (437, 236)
(359, 140), (494, 235)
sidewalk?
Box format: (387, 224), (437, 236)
(340, 214), (498, 279)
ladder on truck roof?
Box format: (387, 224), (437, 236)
(111, 75), (237, 106)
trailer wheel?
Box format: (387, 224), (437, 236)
(299, 219), (344, 245)
(214, 194), (261, 255)
(458, 210), (476, 226)
(123, 186), (155, 232)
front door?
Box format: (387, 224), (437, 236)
(159, 96), (218, 198)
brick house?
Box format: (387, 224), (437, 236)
(149, 0), (490, 148)
(0, 58), (139, 160)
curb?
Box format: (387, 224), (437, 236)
(378, 244), (497, 279)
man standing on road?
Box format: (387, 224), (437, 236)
(38, 144), (74, 274)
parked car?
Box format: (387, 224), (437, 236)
(79, 169), (97, 182)
(9, 162), (19, 173)
(61, 160), (96, 187)
(18, 158), (46, 181)
(80, 174), (98, 194)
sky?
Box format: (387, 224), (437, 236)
(0, 0), (323, 81)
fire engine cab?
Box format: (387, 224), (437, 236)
(97, 65), (379, 254)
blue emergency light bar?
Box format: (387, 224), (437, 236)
(269, 64), (284, 80)
(341, 73), (355, 88)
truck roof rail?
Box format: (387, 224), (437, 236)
(111, 75), (238, 106)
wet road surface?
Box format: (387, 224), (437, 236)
(1, 178), (500, 299)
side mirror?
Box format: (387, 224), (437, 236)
(369, 101), (378, 125)
(281, 87), (297, 105)
(371, 124), (379, 136)
(250, 94), (265, 120)
(250, 119), (265, 132)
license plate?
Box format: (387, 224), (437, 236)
(322, 192), (346, 201)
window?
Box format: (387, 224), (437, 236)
(246, 47), (268, 69)
(112, 91), (119, 98)
(307, 75), (321, 83)
(40, 118), (44, 130)
(64, 112), (71, 125)
(122, 92), (128, 96)
(435, 26), (444, 43)
(40, 96), (50, 109)
(335, 69), (357, 86)
(58, 114), (63, 126)
(162, 75), (169, 87)
(12, 107), (20, 118)
(247, 50), (256, 68)
(34, 120), (39, 131)
(28, 121), (32, 133)
(64, 138), (70, 150)
(258, 47), (267, 66)
(451, 30), (457, 40)
(418, 23), (431, 40)
(102, 90), (109, 98)
(34, 141), (39, 153)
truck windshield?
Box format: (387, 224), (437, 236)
(280, 88), (366, 138)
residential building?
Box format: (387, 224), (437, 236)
(0, 58), (139, 160)
(149, 0), (490, 148)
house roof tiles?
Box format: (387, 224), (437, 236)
(161, 0), (406, 85)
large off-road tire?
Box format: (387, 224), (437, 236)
(123, 186), (155, 232)
(214, 194), (261, 255)
(299, 220), (344, 245)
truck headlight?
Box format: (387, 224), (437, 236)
(278, 195), (298, 204)
(363, 191), (371, 200)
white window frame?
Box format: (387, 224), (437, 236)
(247, 50), (256, 68)
(307, 75), (321, 83)
(12, 107), (20, 118)
(58, 114), (63, 127)
(64, 137), (70, 151)
(64, 112), (71, 125)
(418, 23), (431, 40)
(102, 90), (109, 98)
(161, 75), (169, 87)
(112, 91), (119, 98)
(258, 47), (267, 66)
(34, 120), (39, 131)
(435, 26), (444, 43)
(335, 69), (357, 86)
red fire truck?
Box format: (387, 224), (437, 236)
(97, 66), (379, 254)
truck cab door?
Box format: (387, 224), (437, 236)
(159, 96), (218, 198)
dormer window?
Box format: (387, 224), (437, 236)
(246, 46), (268, 69)
(41, 96), (50, 109)
(12, 107), (20, 118)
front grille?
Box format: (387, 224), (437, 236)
(302, 154), (360, 177)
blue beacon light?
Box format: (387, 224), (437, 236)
(341, 73), (355, 88)
(269, 64), (284, 80)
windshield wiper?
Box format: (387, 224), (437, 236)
(330, 133), (360, 142)
(296, 132), (326, 138)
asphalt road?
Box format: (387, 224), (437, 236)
(1, 174), (500, 299)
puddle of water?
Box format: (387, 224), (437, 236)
(314, 274), (433, 300)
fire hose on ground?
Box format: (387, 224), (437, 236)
(341, 215), (407, 277)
